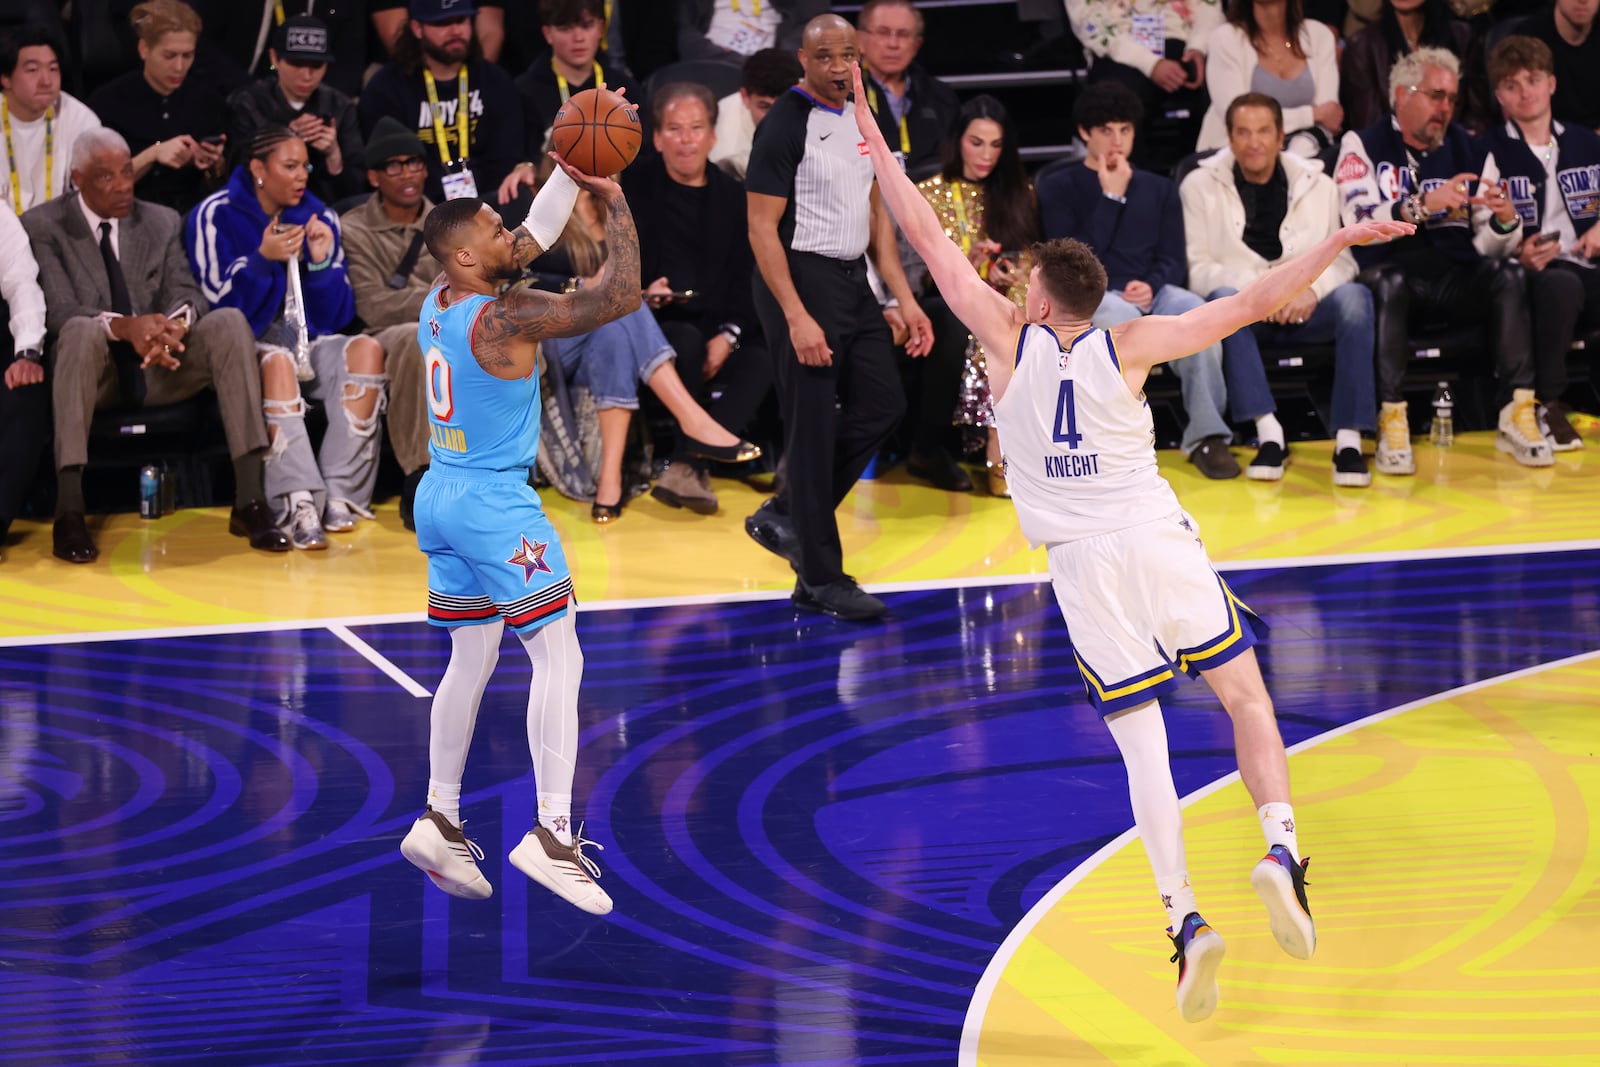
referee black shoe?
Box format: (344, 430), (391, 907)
(793, 577), (886, 621)
(744, 499), (800, 569)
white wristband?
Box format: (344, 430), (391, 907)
(520, 167), (580, 251)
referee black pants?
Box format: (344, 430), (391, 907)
(755, 252), (905, 587)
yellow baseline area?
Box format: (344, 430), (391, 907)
(968, 654), (1600, 1067)
(0, 429), (1595, 638)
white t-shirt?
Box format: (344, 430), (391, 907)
(994, 323), (1182, 547)
(1535, 141), (1591, 269)
(706, 0), (781, 56)
(0, 92), (103, 214)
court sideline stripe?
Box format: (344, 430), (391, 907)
(954, 646), (1600, 1067)
(2, 539), (1597, 649)
(327, 624), (433, 698)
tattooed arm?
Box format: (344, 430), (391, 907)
(473, 180), (643, 380)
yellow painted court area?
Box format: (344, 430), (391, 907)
(0, 431), (1596, 638)
(970, 656), (1600, 1067)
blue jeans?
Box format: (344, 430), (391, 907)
(542, 303), (676, 411)
(1207, 283), (1377, 433)
(1094, 284), (1243, 450)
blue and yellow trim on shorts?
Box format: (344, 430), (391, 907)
(1074, 574), (1265, 715)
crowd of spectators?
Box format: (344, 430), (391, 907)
(0, 0), (1595, 567)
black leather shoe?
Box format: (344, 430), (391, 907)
(906, 449), (973, 492)
(52, 512), (98, 563)
(399, 466), (427, 531)
(229, 500), (291, 552)
(591, 497), (623, 524)
(683, 435), (763, 464)
(744, 499), (799, 568)
(793, 577), (886, 621)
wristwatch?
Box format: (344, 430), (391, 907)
(16, 347), (43, 364)
(718, 322), (742, 351)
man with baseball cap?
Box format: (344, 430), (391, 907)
(359, 0), (541, 224)
(225, 16), (366, 205)
(341, 116), (441, 528)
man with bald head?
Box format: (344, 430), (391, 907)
(744, 13), (934, 622)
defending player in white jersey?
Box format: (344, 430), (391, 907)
(850, 63), (1412, 1022)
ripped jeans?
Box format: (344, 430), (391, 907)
(260, 336), (387, 522)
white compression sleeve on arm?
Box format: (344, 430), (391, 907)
(520, 167), (580, 251)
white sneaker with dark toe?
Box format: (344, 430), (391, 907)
(400, 808), (492, 900)
(509, 824), (613, 915)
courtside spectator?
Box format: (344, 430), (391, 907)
(857, 0), (961, 180)
(0, 25), (103, 214)
(710, 47), (802, 180)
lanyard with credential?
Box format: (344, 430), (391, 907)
(864, 78), (911, 155)
(2, 97), (51, 215)
(423, 67), (471, 167)
(554, 60), (605, 103)
(729, 0), (761, 11)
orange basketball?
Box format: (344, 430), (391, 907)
(550, 88), (642, 177)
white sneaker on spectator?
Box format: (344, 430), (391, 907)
(323, 498), (356, 533)
(1375, 402), (1415, 475)
(285, 499), (327, 550)
(1498, 389), (1555, 467)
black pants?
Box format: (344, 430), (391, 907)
(1086, 39), (1207, 175)
(656, 318), (774, 458)
(899, 290), (968, 458)
(1362, 249), (1533, 405)
(0, 352), (51, 535)
(754, 252), (905, 586)
(1525, 259), (1600, 399)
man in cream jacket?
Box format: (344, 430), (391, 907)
(1181, 91), (1378, 487)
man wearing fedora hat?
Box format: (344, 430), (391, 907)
(359, 0), (541, 224)
(342, 116), (441, 528)
(225, 16), (366, 207)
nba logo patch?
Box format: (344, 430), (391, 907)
(1058, 350), (1070, 370)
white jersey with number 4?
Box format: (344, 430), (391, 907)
(993, 323), (1182, 547)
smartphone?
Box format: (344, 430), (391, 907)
(666, 289), (696, 301)
(1534, 231), (1560, 246)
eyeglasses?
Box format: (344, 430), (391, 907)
(1405, 86), (1459, 107)
(380, 156), (428, 176)
(864, 27), (918, 42)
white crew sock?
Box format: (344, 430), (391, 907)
(1255, 414), (1285, 447)
(1259, 802), (1301, 862)
(1335, 428), (1361, 453)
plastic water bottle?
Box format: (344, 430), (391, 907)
(1430, 382), (1454, 446)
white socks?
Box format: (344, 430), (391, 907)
(424, 620), (503, 829)
(1335, 428), (1361, 453)
(1259, 802), (1301, 862)
(427, 780), (462, 827)
(519, 613), (584, 847)
(1255, 414), (1285, 448)
(1104, 701), (1195, 930)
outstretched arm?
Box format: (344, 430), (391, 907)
(473, 163), (643, 380)
(1115, 219), (1413, 372)
(850, 64), (1020, 395)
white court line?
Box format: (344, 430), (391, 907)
(327, 624), (432, 698)
(954, 646), (1600, 1067)
(3, 539), (1598, 650)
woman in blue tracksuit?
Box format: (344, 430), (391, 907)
(186, 126), (387, 549)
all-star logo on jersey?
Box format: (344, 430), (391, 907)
(507, 535), (553, 583)
(429, 317), (441, 340)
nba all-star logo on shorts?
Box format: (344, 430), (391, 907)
(507, 535), (554, 583)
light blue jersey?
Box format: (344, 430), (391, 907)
(418, 287), (541, 473)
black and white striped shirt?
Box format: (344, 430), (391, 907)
(746, 86), (874, 261)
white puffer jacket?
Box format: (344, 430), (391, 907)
(1179, 147), (1356, 302)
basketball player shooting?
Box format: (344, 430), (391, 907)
(396, 148), (641, 917)
(850, 62), (1412, 1021)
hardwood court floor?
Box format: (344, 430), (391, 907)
(1, 429), (1597, 1066)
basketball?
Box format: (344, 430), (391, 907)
(550, 88), (642, 177)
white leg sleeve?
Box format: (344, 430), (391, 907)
(428, 619), (504, 797)
(1104, 700), (1187, 882)
(518, 612), (583, 801)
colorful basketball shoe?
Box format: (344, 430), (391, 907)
(1251, 844), (1315, 959)
(1168, 912), (1225, 1023)
(400, 808), (492, 900)
(509, 824), (613, 915)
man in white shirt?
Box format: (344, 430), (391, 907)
(0, 26), (103, 215)
(0, 199), (48, 554)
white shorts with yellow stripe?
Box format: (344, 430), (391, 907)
(1045, 510), (1264, 715)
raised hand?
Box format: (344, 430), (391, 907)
(1339, 219), (1415, 246)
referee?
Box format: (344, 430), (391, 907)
(744, 13), (933, 622)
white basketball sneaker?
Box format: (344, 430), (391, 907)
(400, 808), (492, 900)
(509, 824), (613, 915)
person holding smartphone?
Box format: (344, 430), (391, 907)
(1477, 34), (1600, 452)
(225, 16), (368, 207)
(88, 0), (228, 215)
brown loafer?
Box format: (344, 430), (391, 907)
(52, 511), (99, 563)
(229, 499), (291, 552)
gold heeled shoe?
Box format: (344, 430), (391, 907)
(986, 459), (1010, 498)
(591, 499), (623, 524)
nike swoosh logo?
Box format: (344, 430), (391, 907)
(820, 132), (833, 141)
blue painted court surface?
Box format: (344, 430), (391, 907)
(3, 550), (1598, 1065)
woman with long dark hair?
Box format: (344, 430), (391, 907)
(1340, 0), (1483, 131)
(899, 94), (1038, 497)
(1198, 0), (1341, 152)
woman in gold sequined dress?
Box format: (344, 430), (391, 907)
(899, 95), (1038, 497)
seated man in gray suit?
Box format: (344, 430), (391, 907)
(22, 128), (289, 562)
